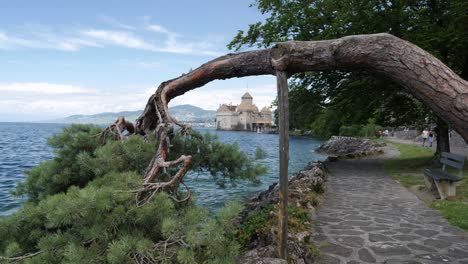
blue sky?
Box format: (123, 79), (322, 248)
(0, 0), (277, 121)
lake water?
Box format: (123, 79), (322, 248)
(0, 123), (326, 215)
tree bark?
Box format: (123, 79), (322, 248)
(137, 33), (468, 143)
(435, 117), (451, 156)
(276, 71), (289, 258)
(124, 33), (468, 258)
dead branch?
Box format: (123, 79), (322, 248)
(0, 251), (43, 263)
(100, 116), (136, 142)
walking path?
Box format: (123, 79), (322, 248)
(385, 137), (468, 157)
(312, 148), (468, 263)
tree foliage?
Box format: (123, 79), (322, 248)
(229, 0), (468, 136)
(2, 125), (267, 263)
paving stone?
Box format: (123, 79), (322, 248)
(344, 215), (370, 221)
(328, 224), (355, 230)
(370, 242), (411, 256)
(318, 254), (341, 264)
(416, 253), (452, 262)
(400, 223), (422, 228)
(392, 234), (420, 241)
(361, 226), (391, 232)
(358, 248), (376, 263)
(394, 228), (412, 233)
(317, 216), (343, 223)
(375, 218), (396, 224)
(414, 229), (439, 237)
(369, 233), (395, 242)
(407, 243), (435, 252)
(328, 230), (364, 236)
(447, 248), (468, 258)
(335, 236), (364, 248)
(443, 226), (464, 235)
(341, 220), (373, 226)
(321, 242), (353, 257)
(380, 231), (398, 235)
(437, 235), (467, 243)
(384, 259), (422, 264)
(423, 239), (452, 248)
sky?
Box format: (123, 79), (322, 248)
(0, 0), (277, 122)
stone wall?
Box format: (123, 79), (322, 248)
(236, 161), (328, 264)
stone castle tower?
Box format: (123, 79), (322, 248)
(215, 92), (273, 132)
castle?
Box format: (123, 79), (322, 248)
(215, 92), (273, 132)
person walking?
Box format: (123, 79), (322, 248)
(422, 128), (429, 147)
(428, 130), (434, 147)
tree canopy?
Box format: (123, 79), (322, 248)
(229, 0), (468, 136)
(1, 125), (267, 263)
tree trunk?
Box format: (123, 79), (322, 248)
(435, 117), (450, 155)
(125, 33), (468, 259)
(276, 71), (289, 258)
(136, 33), (468, 143)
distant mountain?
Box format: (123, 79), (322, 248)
(48, 104), (216, 124)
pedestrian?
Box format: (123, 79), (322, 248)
(422, 128), (429, 147)
(428, 130), (434, 147)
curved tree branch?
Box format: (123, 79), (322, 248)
(138, 33), (467, 142)
(133, 33), (467, 204)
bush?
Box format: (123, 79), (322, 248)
(1, 172), (244, 263)
(1, 125), (269, 263)
(339, 125), (363, 137)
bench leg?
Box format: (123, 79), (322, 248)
(424, 175), (437, 191)
(434, 180), (457, 200)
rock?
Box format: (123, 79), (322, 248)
(358, 248), (377, 263)
(236, 161), (327, 264)
(316, 136), (386, 158)
(370, 242), (411, 256)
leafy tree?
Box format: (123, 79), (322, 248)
(1, 125), (267, 263)
(229, 0), (468, 144)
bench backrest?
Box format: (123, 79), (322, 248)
(441, 152), (465, 176)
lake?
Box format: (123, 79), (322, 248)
(0, 123), (326, 215)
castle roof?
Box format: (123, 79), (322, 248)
(261, 106), (271, 113)
(237, 103), (259, 112)
(242, 92), (253, 99)
(216, 104), (236, 113)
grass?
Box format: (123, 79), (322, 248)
(383, 142), (434, 188)
(432, 201), (468, 230)
(383, 140), (468, 230)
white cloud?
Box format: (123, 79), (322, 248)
(146, 24), (171, 35)
(0, 80), (277, 121)
(0, 20), (225, 56)
(0, 32), (37, 49)
(81, 29), (156, 50)
(0, 82), (94, 94)
(0, 82), (151, 118)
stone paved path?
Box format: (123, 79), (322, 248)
(312, 154), (468, 264)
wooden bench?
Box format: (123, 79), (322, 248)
(423, 152), (465, 200)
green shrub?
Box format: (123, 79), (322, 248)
(1, 125), (269, 263)
(339, 125), (363, 137)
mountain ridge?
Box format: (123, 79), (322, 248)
(48, 104), (216, 124)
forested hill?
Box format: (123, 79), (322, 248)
(48, 104), (216, 124)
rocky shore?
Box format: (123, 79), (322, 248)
(236, 161), (328, 264)
(316, 136), (386, 159)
